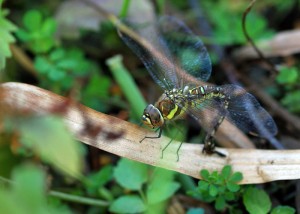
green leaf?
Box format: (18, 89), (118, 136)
(15, 29), (30, 42)
(0, 38), (11, 57)
(226, 181), (240, 192)
(221, 165), (232, 180)
(276, 67), (298, 84)
(243, 187), (271, 214)
(147, 168), (179, 204)
(0, 6), (17, 70)
(18, 116), (83, 177)
(281, 91), (300, 113)
(109, 195), (146, 213)
(41, 18), (56, 35)
(215, 196), (226, 211)
(0, 164), (48, 214)
(49, 48), (65, 61)
(31, 36), (55, 53)
(198, 180), (209, 191)
(84, 74), (111, 97)
(0, 164), (72, 214)
(147, 181), (179, 204)
(0, 28), (15, 42)
(48, 67), (66, 81)
(271, 206), (295, 214)
(223, 191), (235, 201)
(0, 18), (17, 31)
(0, 191), (24, 214)
(12, 164), (46, 212)
(210, 171), (219, 183)
(113, 158), (147, 190)
(202, 1), (274, 45)
(85, 165), (113, 194)
(18, 10), (56, 54)
(24, 10), (42, 31)
(229, 172), (243, 183)
(187, 208), (205, 214)
(200, 169), (210, 180)
(34, 56), (52, 73)
(209, 184), (218, 197)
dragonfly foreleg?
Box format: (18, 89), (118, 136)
(139, 127), (163, 143)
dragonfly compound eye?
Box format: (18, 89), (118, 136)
(142, 104), (164, 128)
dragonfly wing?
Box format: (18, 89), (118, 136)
(118, 19), (178, 90)
(222, 85), (278, 137)
(157, 16), (212, 85)
(180, 97), (225, 133)
(180, 85), (277, 137)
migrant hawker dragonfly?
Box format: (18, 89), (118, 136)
(119, 16), (277, 159)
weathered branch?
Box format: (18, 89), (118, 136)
(233, 30), (300, 60)
(1, 82), (300, 184)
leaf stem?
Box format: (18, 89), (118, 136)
(49, 190), (110, 207)
(119, 0), (131, 18)
(138, 189), (147, 204)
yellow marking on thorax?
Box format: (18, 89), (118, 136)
(164, 104), (186, 120)
(165, 104), (179, 119)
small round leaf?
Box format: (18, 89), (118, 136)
(109, 195), (146, 214)
(200, 169), (210, 180)
(209, 184), (218, 197)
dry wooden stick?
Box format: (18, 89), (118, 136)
(1, 82), (300, 184)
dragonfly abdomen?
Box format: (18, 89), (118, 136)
(189, 86), (227, 100)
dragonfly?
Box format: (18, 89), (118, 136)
(118, 16), (277, 160)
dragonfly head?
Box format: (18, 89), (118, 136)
(141, 104), (164, 129)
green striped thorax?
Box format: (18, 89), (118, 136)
(141, 86), (193, 129)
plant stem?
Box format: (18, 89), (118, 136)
(119, 0), (131, 18)
(106, 55), (146, 120)
(49, 190), (109, 207)
(138, 189), (147, 203)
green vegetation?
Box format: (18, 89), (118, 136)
(0, 0), (17, 70)
(0, 0), (298, 213)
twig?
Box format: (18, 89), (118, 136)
(242, 0), (278, 77)
(1, 82), (300, 184)
(233, 30), (300, 60)
(10, 44), (37, 77)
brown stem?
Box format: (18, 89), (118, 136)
(10, 44), (37, 77)
(242, 0), (278, 78)
(1, 82), (300, 184)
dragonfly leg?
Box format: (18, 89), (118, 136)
(161, 139), (182, 161)
(203, 132), (216, 154)
(161, 138), (174, 159)
(176, 141), (183, 162)
(202, 100), (229, 156)
(139, 127), (163, 143)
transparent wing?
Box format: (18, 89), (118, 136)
(118, 18), (178, 90)
(118, 16), (212, 90)
(180, 85), (277, 137)
(157, 16), (212, 85)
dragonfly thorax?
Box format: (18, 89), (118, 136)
(157, 90), (186, 121)
(141, 89), (186, 129)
